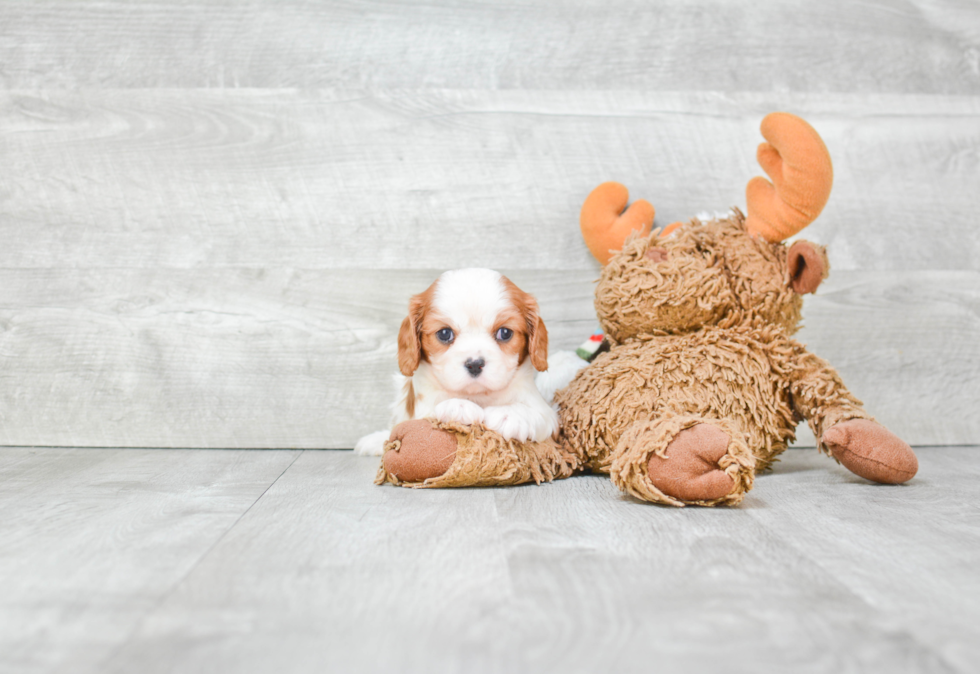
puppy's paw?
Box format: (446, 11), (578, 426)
(354, 429), (390, 456)
(483, 406), (534, 442)
(433, 398), (485, 426)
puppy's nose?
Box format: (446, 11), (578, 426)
(464, 358), (485, 377)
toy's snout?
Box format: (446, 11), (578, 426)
(645, 247), (669, 263)
(594, 235), (735, 341)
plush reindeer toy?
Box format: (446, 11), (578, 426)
(558, 112), (917, 506)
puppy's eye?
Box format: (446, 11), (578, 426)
(436, 328), (454, 344)
(495, 327), (513, 342)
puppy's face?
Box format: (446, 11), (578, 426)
(398, 268), (548, 395)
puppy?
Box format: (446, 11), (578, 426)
(354, 268), (559, 456)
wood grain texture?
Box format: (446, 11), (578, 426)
(2, 90), (978, 271)
(1, 0), (978, 93)
(793, 270), (980, 448)
(0, 447), (301, 674)
(0, 268), (595, 448)
(744, 455), (980, 674)
(2, 1), (978, 450)
(0, 447), (959, 674)
(0, 269), (975, 449)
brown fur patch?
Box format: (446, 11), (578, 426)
(398, 280), (440, 376)
(500, 276), (549, 371)
(418, 307), (454, 363)
(491, 305), (529, 364)
(404, 379), (415, 418)
(397, 316), (418, 376)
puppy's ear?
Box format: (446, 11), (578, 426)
(397, 294), (425, 376)
(502, 276), (550, 372)
(525, 301), (549, 372)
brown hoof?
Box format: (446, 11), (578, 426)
(647, 423), (735, 502)
(822, 419), (917, 484)
(382, 419), (457, 483)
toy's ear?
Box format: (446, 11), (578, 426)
(746, 113), (833, 242)
(786, 241), (829, 294)
(580, 182), (655, 265)
(397, 295), (425, 376)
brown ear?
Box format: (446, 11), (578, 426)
(397, 296), (425, 376)
(527, 312), (549, 372)
(500, 275), (549, 371)
(786, 240), (829, 294)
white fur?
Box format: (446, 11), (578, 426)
(695, 209), (737, 224)
(535, 350), (589, 403)
(353, 430), (391, 456)
(354, 268), (560, 456)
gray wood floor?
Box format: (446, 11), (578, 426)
(1, 446), (977, 674)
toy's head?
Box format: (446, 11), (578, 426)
(594, 212), (828, 341)
(580, 113), (833, 342)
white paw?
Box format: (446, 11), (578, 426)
(353, 429), (390, 456)
(433, 398), (485, 426)
(483, 406), (534, 442)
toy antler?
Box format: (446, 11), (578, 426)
(745, 113), (833, 242)
(580, 182), (655, 265)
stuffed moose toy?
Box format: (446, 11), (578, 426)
(376, 112), (918, 506)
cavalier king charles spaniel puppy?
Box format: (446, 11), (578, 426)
(354, 268), (559, 456)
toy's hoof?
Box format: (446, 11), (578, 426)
(382, 419), (457, 483)
(822, 419), (918, 484)
(647, 423), (735, 501)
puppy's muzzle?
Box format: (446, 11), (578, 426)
(464, 358), (485, 377)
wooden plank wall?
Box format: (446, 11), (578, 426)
(0, 1), (978, 449)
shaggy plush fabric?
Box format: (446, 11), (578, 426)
(554, 210), (886, 506)
(376, 420), (581, 489)
(610, 415), (755, 507)
(594, 210), (810, 343)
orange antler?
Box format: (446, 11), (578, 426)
(580, 182), (655, 265)
(745, 113), (833, 242)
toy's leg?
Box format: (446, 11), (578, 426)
(376, 419), (580, 488)
(609, 415), (755, 507)
(822, 419), (918, 484)
(380, 419), (458, 483)
(789, 348), (918, 484)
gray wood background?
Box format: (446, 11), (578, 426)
(1, 0), (978, 449)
